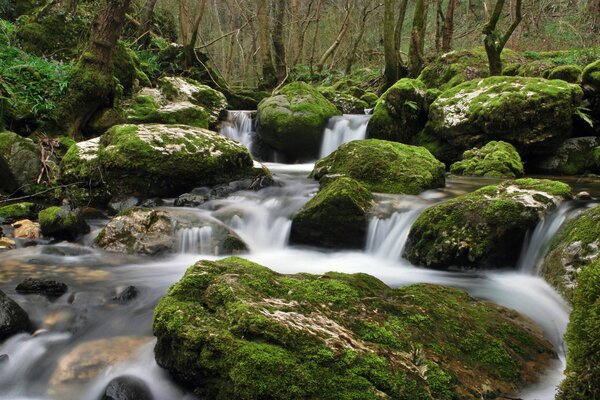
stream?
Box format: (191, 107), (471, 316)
(1, 111), (598, 399)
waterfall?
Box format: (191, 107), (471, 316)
(517, 203), (574, 275)
(176, 226), (215, 254)
(319, 114), (371, 158)
(220, 111), (256, 154)
(366, 208), (425, 260)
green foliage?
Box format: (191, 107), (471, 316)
(523, 48), (600, 67)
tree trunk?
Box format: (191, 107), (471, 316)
(272, 0), (287, 83)
(184, 0), (207, 67)
(137, 0), (158, 45)
(178, 0), (190, 47)
(289, 0), (300, 63)
(408, 0), (429, 77)
(442, 0), (457, 52)
(257, 0), (276, 88)
(483, 0), (522, 75)
(57, 0), (131, 137)
(309, 0), (324, 74)
(435, 0), (443, 53)
(345, 3), (373, 74)
(316, 0), (351, 73)
(383, 0), (400, 88)
(394, 0), (409, 62)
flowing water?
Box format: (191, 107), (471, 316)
(319, 114), (371, 158)
(219, 110), (257, 155)
(1, 117), (597, 399)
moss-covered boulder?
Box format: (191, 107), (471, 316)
(405, 179), (572, 270)
(581, 59), (600, 129)
(257, 82), (341, 160)
(548, 65), (582, 83)
(424, 76), (583, 163)
(450, 141), (524, 178)
(557, 261), (600, 400)
(59, 137), (107, 206)
(126, 93), (209, 128)
(541, 205), (600, 302)
(38, 206), (90, 241)
(536, 136), (600, 175)
(153, 257), (556, 400)
(311, 139), (445, 195)
(290, 177), (374, 249)
(158, 77), (228, 127)
(60, 124), (262, 201)
(0, 202), (37, 222)
(16, 14), (86, 60)
(113, 42), (151, 95)
(318, 87), (368, 114)
(0, 131), (41, 194)
(419, 47), (523, 91)
(366, 79), (431, 143)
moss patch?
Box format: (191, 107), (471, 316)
(450, 141), (524, 178)
(0, 202), (36, 221)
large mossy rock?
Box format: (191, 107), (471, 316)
(257, 82), (340, 160)
(0, 289), (31, 341)
(450, 141), (524, 178)
(548, 65), (582, 83)
(126, 93), (209, 129)
(311, 139), (445, 195)
(418, 47), (523, 91)
(536, 136), (600, 175)
(0, 202), (37, 223)
(38, 206), (90, 241)
(542, 205), (600, 302)
(60, 124), (262, 202)
(0, 131), (41, 194)
(423, 76), (583, 163)
(289, 177), (374, 249)
(153, 257), (555, 400)
(366, 79), (432, 143)
(581, 59), (600, 128)
(557, 261), (600, 400)
(405, 179), (572, 270)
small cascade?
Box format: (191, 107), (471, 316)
(176, 226), (215, 254)
(366, 208), (425, 260)
(319, 114), (371, 158)
(228, 206), (292, 250)
(517, 203), (575, 274)
(220, 110), (257, 154)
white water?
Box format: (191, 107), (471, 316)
(176, 226), (215, 254)
(319, 114), (371, 158)
(0, 163), (582, 400)
(219, 110), (257, 154)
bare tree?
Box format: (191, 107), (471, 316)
(316, 0), (352, 74)
(442, 0), (457, 52)
(257, 0), (276, 87)
(408, 0), (429, 77)
(482, 0), (522, 75)
(384, 0), (400, 88)
(272, 0), (287, 82)
(346, 2), (380, 74)
(137, 0), (158, 45)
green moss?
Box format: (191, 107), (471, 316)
(450, 141), (524, 178)
(360, 92), (378, 108)
(0, 131), (41, 194)
(0, 202), (36, 221)
(425, 76), (583, 163)
(153, 257), (555, 399)
(367, 79), (429, 143)
(311, 139), (445, 195)
(290, 177), (374, 249)
(126, 95), (209, 128)
(16, 14), (86, 60)
(257, 82), (340, 160)
(405, 179), (572, 269)
(38, 206), (89, 240)
(558, 261), (600, 400)
(113, 42), (151, 94)
(548, 65), (582, 83)
(318, 87), (368, 114)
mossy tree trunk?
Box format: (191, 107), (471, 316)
(56, 0), (131, 137)
(482, 0), (522, 76)
(383, 0), (400, 89)
(408, 0), (429, 77)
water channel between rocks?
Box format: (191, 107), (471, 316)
(2, 112), (598, 400)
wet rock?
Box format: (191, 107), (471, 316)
(575, 191), (592, 200)
(536, 136), (600, 175)
(101, 375), (153, 400)
(12, 219), (41, 239)
(38, 207), (90, 241)
(405, 179), (572, 270)
(49, 336), (152, 398)
(0, 131), (42, 195)
(16, 278), (68, 299)
(174, 178), (273, 207)
(290, 177), (374, 249)
(174, 212), (248, 255)
(96, 208), (174, 256)
(0, 289), (32, 341)
(0, 237), (15, 250)
(312, 139), (445, 195)
(113, 286), (138, 303)
(154, 257), (556, 400)
(41, 245), (93, 257)
(108, 196), (142, 215)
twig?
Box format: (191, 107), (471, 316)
(0, 183), (84, 204)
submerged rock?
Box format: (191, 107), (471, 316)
(367, 78), (432, 143)
(113, 286), (138, 303)
(154, 257), (555, 400)
(101, 375), (153, 400)
(0, 289), (31, 341)
(558, 261), (600, 400)
(38, 206), (90, 241)
(257, 82), (340, 160)
(16, 278), (68, 299)
(96, 208), (174, 256)
(0, 131), (41, 195)
(311, 139), (445, 194)
(450, 141), (524, 178)
(290, 177), (374, 249)
(423, 76), (583, 163)
(542, 205), (600, 302)
(405, 179), (572, 270)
